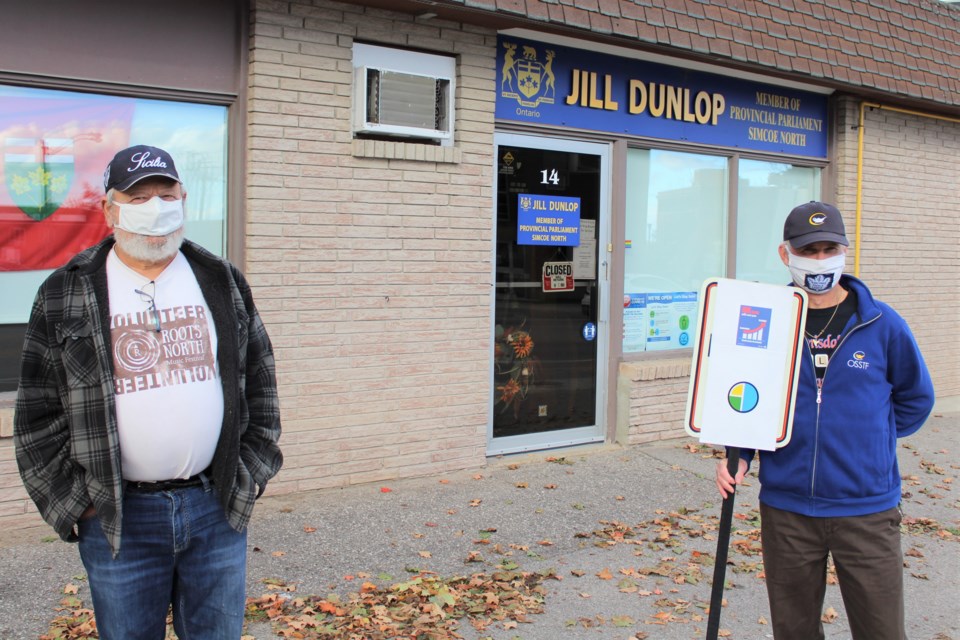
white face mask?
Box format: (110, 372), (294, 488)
(786, 251), (846, 294)
(115, 196), (184, 236)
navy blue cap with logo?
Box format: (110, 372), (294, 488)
(783, 201), (849, 248)
(103, 145), (181, 193)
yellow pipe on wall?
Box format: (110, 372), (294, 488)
(854, 102), (960, 277)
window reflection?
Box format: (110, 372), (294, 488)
(623, 149), (727, 353)
(737, 159), (820, 284)
(622, 150), (821, 354)
(0, 85), (228, 324)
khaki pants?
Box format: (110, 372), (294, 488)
(760, 503), (905, 640)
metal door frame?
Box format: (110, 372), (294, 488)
(488, 132), (611, 456)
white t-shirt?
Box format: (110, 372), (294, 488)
(106, 249), (224, 481)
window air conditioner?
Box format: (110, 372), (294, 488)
(353, 66), (452, 143)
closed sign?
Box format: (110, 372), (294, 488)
(543, 261), (574, 292)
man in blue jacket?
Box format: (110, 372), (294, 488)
(716, 201), (934, 640)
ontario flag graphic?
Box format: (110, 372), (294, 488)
(0, 97), (134, 271)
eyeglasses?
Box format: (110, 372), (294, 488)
(134, 281), (162, 333)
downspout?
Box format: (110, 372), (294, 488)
(855, 102), (960, 277)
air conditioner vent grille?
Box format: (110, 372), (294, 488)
(354, 65), (452, 143)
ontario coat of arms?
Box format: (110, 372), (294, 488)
(500, 42), (556, 108)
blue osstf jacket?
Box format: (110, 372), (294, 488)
(746, 275), (935, 518)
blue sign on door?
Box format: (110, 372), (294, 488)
(517, 194), (581, 246)
(582, 322), (597, 341)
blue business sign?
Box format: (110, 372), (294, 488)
(517, 194), (581, 246)
(497, 37), (828, 158)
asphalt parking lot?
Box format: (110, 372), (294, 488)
(1, 411), (957, 639)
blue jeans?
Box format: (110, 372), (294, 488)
(77, 482), (247, 640)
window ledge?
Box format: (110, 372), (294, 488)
(620, 357), (691, 381)
(352, 139), (461, 164)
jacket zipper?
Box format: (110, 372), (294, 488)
(808, 312), (881, 498)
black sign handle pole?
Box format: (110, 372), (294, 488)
(706, 446), (741, 640)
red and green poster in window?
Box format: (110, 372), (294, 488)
(0, 97), (134, 271)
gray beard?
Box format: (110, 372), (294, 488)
(113, 226), (185, 263)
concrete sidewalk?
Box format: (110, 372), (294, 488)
(1, 412), (957, 639)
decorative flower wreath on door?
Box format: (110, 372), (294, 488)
(493, 323), (541, 417)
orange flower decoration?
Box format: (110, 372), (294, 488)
(494, 323), (539, 414)
(497, 378), (521, 404)
(510, 332), (534, 358)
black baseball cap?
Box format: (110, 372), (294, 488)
(103, 145), (181, 193)
(783, 201), (849, 247)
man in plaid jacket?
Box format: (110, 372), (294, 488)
(15, 145), (282, 640)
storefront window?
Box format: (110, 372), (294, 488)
(623, 149), (728, 353)
(0, 84), (228, 325)
(622, 150), (821, 354)
(736, 159), (821, 284)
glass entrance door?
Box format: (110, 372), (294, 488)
(489, 134), (609, 455)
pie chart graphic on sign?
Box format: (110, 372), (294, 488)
(728, 382), (759, 413)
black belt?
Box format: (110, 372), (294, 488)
(126, 473), (207, 492)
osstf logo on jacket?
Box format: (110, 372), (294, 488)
(847, 350), (870, 369)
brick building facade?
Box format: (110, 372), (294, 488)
(1, 0), (957, 530)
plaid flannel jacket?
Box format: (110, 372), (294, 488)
(14, 237), (282, 556)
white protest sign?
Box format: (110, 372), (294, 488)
(685, 278), (807, 451)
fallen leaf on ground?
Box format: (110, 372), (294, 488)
(246, 568), (557, 638)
